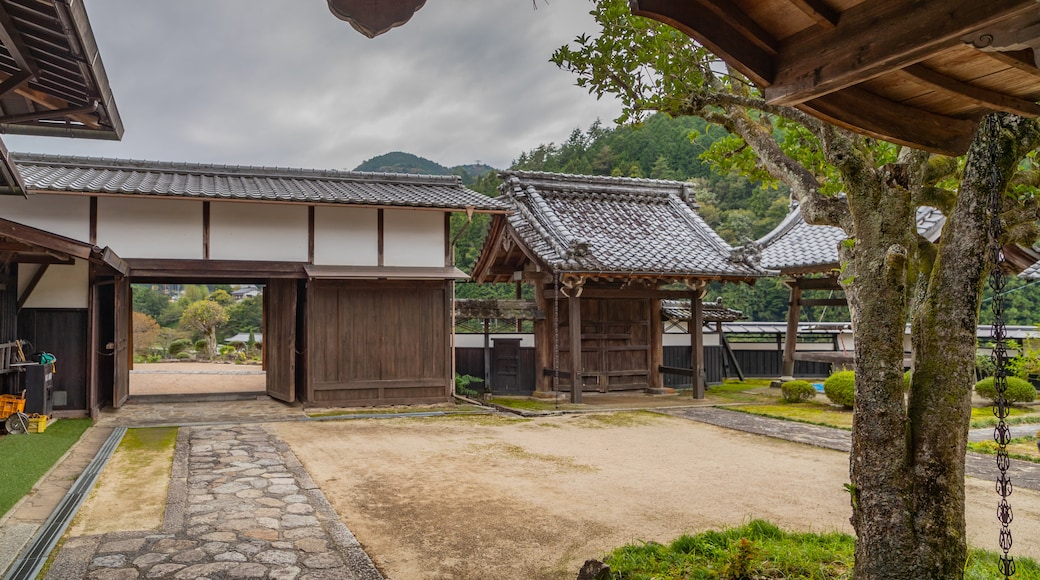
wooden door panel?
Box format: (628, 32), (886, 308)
(265, 280), (297, 402)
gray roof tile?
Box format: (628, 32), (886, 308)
(12, 153), (506, 211)
(757, 205), (946, 272)
(499, 171), (768, 279)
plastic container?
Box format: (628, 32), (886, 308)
(0, 394), (25, 418)
(28, 415), (47, 433)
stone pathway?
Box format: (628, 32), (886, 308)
(666, 406), (1040, 492)
(45, 424), (381, 579)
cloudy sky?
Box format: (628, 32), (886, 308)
(4, 0), (622, 171)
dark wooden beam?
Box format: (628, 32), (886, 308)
(377, 209), (384, 267)
(696, 0), (778, 55)
(691, 288), (705, 398)
(0, 217), (91, 261)
(901, 64), (1040, 117)
(630, 0), (774, 86)
(308, 206), (316, 264)
(0, 70), (31, 100)
(800, 87), (977, 156)
(787, 0), (839, 29)
(787, 276), (841, 290)
(569, 292), (582, 403)
(125, 259), (307, 280)
(17, 263), (49, 310)
(89, 197), (98, 245)
(202, 202), (210, 260)
(764, 0), (1037, 106)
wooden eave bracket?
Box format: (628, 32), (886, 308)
(327, 0), (427, 38)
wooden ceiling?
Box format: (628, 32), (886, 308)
(630, 0), (1040, 156)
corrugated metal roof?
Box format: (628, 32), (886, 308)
(756, 204), (946, 272)
(12, 153), (507, 211)
(498, 171), (770, 280)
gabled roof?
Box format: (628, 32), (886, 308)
(757, 205), (946, 274)
(473, 171), (769, 283)
(12, 153), (507, 212)
(0, 0), (121, 140)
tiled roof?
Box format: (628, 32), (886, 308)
(661, 299), (744, 324)
(757, 205), (946, 272)
(498, 171), (769, 280)
(12, 153), (506, 211)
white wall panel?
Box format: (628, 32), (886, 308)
(210, 202), (308, 262)
(313, 206), (378, 266)
(97, 198), (202, 259)
(18, 259), (88, 308)
(0, 194), (89, 242)
(383, 209), (445, 267)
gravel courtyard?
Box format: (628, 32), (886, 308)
(273, 412), (1040, 579)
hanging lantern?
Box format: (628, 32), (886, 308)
(326, 0), (427, 38)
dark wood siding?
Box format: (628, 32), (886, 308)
(17, 309), (88, 411)
(307, 280), (451, 406)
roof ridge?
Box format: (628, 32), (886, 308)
(12, 152), (463, 186)
(502, 170), (695, 197)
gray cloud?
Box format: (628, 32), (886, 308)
(5, 0), (621, 171)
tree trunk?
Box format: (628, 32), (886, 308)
(839, 163), (918, 578)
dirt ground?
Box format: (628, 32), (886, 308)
(272, 412), (1040, 580)
(130, 362), (264, 395)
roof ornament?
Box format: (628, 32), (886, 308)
(730, 239), (764, 267)
(327, 0), (427, 38)
(962, 16), (1040, 67)
(566, 239), (590, 258)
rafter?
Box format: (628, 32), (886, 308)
(901, 64), (1040, 117)
(787, 0), (839, 29)
(763, 0), (1038, 106)
(630, 0), (774, 86)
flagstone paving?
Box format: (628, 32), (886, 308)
(45, 424), (381, 580)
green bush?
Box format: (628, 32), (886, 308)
(974, 376), (1037, 404)
(780, 380), (816, 403)
(168, 338), (192, 356)
(824, 371), (856, 408)
(174, 352), (192, 360)
(454, 373), (484, 398)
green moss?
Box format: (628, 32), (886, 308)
(573, 411), (664, 429)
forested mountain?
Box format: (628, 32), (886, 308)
(353, 151), (495, 186)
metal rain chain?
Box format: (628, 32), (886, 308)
(988, 168), (1015, 579)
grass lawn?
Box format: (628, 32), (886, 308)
(729, 402), (854, 430)
(488, 397), (584, 412)
(0, 418), (92, 518)
(968, 434), (1040, 463)
(970, 405), (1040, 428)
(601, 520), (1040, 579)
(705, 379), (778, 403)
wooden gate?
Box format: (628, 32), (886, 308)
(492, 338), (522, 392)
(112, 276), (130, 408)
(307, 280), (450, 405)
(265, 279), (297, 402)
(559, 297), (651, 391)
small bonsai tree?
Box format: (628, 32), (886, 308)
(974, 376), (1037, 404)
(823, 370), (855, 408)
(781, 380), (816, 403)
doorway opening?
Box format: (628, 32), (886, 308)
(129, 282), (265, 401)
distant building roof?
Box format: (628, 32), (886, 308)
(756, 204), (946, 274)
(473, 171), (769, 283)
(661, 299), (744, 325)
(225, 333), (262, 344)
(12, 153), (507, 212)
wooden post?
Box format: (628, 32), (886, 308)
(691, 288), (705, 398)
(483, 318), (491, 390)
(569, 292), (583, 403)
(649, 297), (663, 390)
(782, 283), (802, 379)
(533, 280), (552, 392)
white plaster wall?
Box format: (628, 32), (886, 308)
(313, 206), (378, 266)
(98, 198), (203, 259)
(383, 209), (444, 267)
(455, 334), (536, 348)
(18, 259), (88, 308)
(0, 194), (89, 242)
(210, 202), (308, 262)
(663, 333), (721, 347)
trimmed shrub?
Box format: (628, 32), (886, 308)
(168, 338), (192, 356)
(174, 352), (192, 360)
(824, 371), (856, 408)
(974, 376), (1037, 404)
(781, 380), (816, 403)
